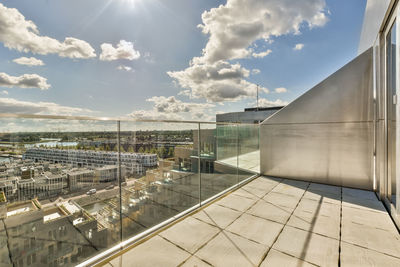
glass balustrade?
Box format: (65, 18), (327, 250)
(0, 114), (259, 266)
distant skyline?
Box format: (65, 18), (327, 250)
(0, 0), (366, 121)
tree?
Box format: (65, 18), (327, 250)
(158, 147), (166, 158)
(168, 147), (174, 158)
(128, 146), (134, 153)
(138, 147), (144, 153)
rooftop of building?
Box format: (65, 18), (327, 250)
(244, 106), (284, 112)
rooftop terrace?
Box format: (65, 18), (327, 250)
(103, 176), (400, 267)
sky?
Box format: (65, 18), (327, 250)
(0, 0), (367, 122)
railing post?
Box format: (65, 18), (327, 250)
(198, 123), (202, 206)
(236, 124), (239, 183)
(117, 120), (122, 243)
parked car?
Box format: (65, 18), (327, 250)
(86, 189), (96, 195)
(106, 185), (114, 190)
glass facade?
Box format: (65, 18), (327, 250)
(386, 20), (398, 208)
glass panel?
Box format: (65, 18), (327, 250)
(387, 20), (397, 206)
(200, 123), (238, 201)
(119, 121), (199, 241)
(0, 117), (258, 265)
(238, 124), (259, 181)
(0, 118), (119, 266)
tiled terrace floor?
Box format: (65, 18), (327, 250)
(105, 176), (400, 267)
(218, 150), (260, 174)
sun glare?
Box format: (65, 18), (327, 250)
(121, 0), (141, 8)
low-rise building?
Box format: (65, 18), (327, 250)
(24, 148), (157, 176)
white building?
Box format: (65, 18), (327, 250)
(24, 148), (157, 176)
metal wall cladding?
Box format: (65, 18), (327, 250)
(260, 48), (374, 190)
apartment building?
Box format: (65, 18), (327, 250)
(24, 148), (157, 176)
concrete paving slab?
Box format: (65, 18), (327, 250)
(247, 199), (292, 224)
(308, 183), (341, 195)
(240, 183), (272, 198)
(341, 221), (400, 258)
(226, 213), (283, 246)
(281, 179), (310, 189)
(271, 183), (307, 198)
(159, 216), (220, 254)
(287, 209), (340, 239)
(263, 191), (301, 210)
(232, 188), (259, 200)
(342, 188), (377, 200)
(246, 176), (281, 188)
(260, 249), (316, 267)
(259, 176), (283, 183)
(342, 195), (386, 213)
(295, 198), (341, 218)
(272, 226), (339, 267)
(192, 204), (242, 229)
(342, 206), (398, 234)
(341, 241), (400, 267)
(110, 235), (190, 267)
(180, 256), (212, 267)
(216, 193), (257, 212)
(196, 230), (268, 267)
(303, 190), (341, 205)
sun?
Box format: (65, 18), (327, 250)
(121, 0), (141, 8)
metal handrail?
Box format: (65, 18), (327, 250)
(0, 113), (260, 126)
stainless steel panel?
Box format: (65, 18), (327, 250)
(262, 48), (373, 125)
(260, 122), (373, 189)
(260, 48), (374, 190)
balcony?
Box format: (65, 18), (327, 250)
(0, 42), (400, 267)
(102, 176), (400, 267)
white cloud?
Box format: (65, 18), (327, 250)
(12, 56), (44, 66)
(178, 89), (191, 97)
(117, 65), (134, 72)
(257, 98), (289, 107)
(197, 0), (327, 63)
(169, 0), (328, 102)
(274, 87), (287, 93)
(0, 72), (50, 90)
(128, 109), (184, 121)
(252, 49), (272, 58)
(100, 40), (140, 61)
(128, 96), (215, 121)
(168, 61), (268, 102)
(0, 3), (96, 59)
(294, 43), (305, 50)
(251, 69), (261, 75)
(148, 96), (214, 113)
(0, 97), (94, 115)
(0, 90), (8, 95)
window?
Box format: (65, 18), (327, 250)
(48, 244), (54, 255)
